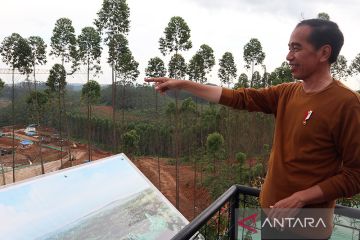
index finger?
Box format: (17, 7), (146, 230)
(144, 78), (165, 83)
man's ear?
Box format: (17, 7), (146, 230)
(319, 44), (332, 63)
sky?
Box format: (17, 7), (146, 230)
(0, 0), (359, 90)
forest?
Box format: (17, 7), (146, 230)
(0, 0), (360, 213)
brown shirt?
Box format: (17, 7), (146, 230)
(219, 80), (360, 209)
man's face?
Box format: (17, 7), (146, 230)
(286, 25), (323, 80)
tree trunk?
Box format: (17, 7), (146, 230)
(1, 163), (5, 185)
(122, 81), (125, 125)
(34, 65), (45, 174)
(87, 57), (91, 161)
(112, 65), (117, 153)
(12, 68), (15, 183)
(58, 88), (63, 167)
(193, 157), (197, 218)
(175, 90), (180, 209)
(62, 92), (73, 167)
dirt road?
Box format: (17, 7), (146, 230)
(134, 157), (212, 221)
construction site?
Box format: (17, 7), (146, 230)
(0, 125), (111, 184)
(0, 124), (211, 221)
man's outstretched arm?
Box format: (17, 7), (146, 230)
(145, 77), (222, 103)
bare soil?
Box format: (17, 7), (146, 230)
(134, 157), (212, 221)
(0, 126), (212, 221)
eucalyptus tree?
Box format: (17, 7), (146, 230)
(331, 55), (349, 81)
(349, 53), (360, 77)
(28, 36), (48, 174)
(206, 132), (224, 174)
(0, 78), (4, 92)
(187, 44), (215, 83)
(50, 18), (78, 163)
(28, 36), (47, 122)
(78, 26), (102, 161)
(159, 16), (192, 209)
(168, 53), (187, 79)
(145, 57), (166, 112)
(116, 48), (139, 124)
(95, 0), (130, 152)
(187, 44), (215, 150)
(145, 56), (166, 188)
(243, 38), (265, 86)
(46, 64), (67, 166)
(251, 71), (262, 89)
(81, 80), (101, 161)
(218, 51), (237, 160)
(234, 73), (249, 89)
(0, 33), (32, 183)
(78, 26), (102, 80)
(106, 33), (129, 150)
(317, 12), (330, 20)
(218, 52), (237, 88)
(269, 62), (293, 86)
(26, 91), (49, 121)
(159, 16), (192, 56)
(50, 18), (78, 69)
(261, 71), (271, 88)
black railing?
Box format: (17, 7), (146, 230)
(172, 185), (360, 240)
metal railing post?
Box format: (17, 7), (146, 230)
(229, 188), (239, 240)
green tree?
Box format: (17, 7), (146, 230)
(46, 64), (67, 166)
(145, 57), (166, 78)
(218, 52), (237, 87)
(145, 57), (166, 112)
(0, 78), (4, 93)
(331, 55), (349, 80)
(26, 91), (49, 120)
(269, 62), (293, 86)
(234, 73), (249, 89)
(81, 80), (101, 161)
(28, 36), (47, 175)
(349, 53), (360, 76)
(187, 44), (215, 147)
(317, 12), (330, 20)
(50, 18), (78, 164)
(46, 64), (67, 93)
(78, 26), (102, 78)
(159, 16), (193, 209)
(261, 71), (270, 88)
(168, 53), (187, 79)
(95, 0), (130, 41)
(206, 132), (224, 174)
(159, 16), (192, 56)
(243, 38), (265, 86)
(50, 18), (78, 69)
(122, 129), (140, 159)
(180, 97), (197, 157)
(145, 57), (167, 189)
(28, 36), (47, 124)
(81, 80), (101, 106)
(116, 48), (139, 124)
(78, 26), (102, 161)
(0, 33), (32, 183)
(188, 44), (215, 84)
(251, 71), (262, 89)
(95, 0), (131, 153)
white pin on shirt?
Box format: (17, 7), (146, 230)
(303, 110), (313, 125)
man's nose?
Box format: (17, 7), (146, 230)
(286, 51), (294, 61)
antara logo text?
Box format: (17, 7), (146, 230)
(262, 217), (326, 229)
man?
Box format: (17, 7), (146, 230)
(145, 19), (360, 238)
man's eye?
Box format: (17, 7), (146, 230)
(289, 47), (300, 52)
